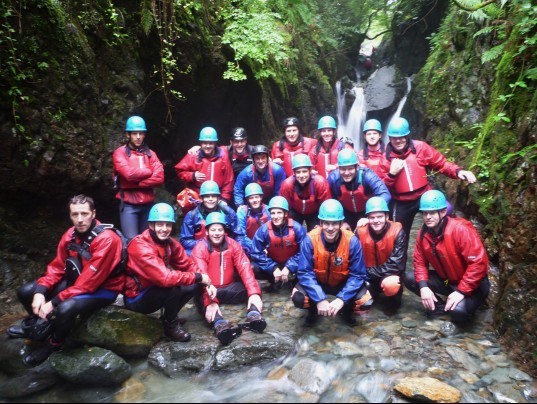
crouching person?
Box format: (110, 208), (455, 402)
(7, 195), (125, 366)
(292, 199), (373, 326)
(123, 203), (215, 342)
(192, 212), (266, 345)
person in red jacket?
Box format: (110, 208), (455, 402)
(279, 153), (331, 230)
(404, 190), (490, 323)
(383, 117), (476, 244)
(7, 195), (125, 366)
(174, 127), (234, 203)
(192, 212), (266, 345)
(356, 197), (407, 315)
(357, 119), (389, 181)
(113, 116), (165, 239)
(309, 116), (348, 178)
(271, 117), (317, 176)
(123, 203), (215, 343)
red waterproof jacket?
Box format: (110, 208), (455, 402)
(36, 220), (124, 305)
(309, 140), (345, 178)
(124, 229), (201, 298)
(413, 217), (489, 296)
(113, 145), (164, 205)
(279, 174), (331, 215)
(357, 147), (389, 181)
(384, 140), (461, 202)
(192, 236), (261, 307)
(271, 136), (317, 176)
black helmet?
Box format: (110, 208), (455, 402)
(251, 145), (269, 156)
(21, 315), (53, 341)
(230, 127), (248, 141)
(283, 117), (300, 128)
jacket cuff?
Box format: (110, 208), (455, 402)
(34, 285), (48, 295)
(51, 296), (61, 307)
(418, 281), (429, 289)
(388, 173), (396, 178)
(195, 273), (203, 283)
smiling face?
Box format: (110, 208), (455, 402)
(389, 136), (408, 152)
(320, 220), (341, 243)
(284, 126), (300, 144)
(202, 194), (219, 210)
(207, 223), (225, 245)
(253, 153), (269, 171)
(364, 130), (381, 148)
(247, 194), (262, 210)
(200, 141), (217, 157)
(150, 221), (173, 241)
(231, 139), (248, 154)
(367, 212), (388, 234)
(422, 209), (447, 231)
(269, 208), (287, 227)
(339, 165), (357, 183)
(294, 167), (311, 185)
(69, 202), (96, 234)
(320, 128), (336, 145)
(127, 131), (146, 149)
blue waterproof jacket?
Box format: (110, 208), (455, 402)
(233, 162), (286, 207)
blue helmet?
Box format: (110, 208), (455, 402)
(365, 197), (389, 214)
(387, 117), (410, 137)
(205, 211), (226, 228)
(318, 199), (345, 221)
(245, 183), (263, 198)
(268, 196), (289, 212)
(318, 116), (337, 130)
(420, 190), (448, 211)
(126, 116), (147, 132)
(199, 127), (218, 142)
(292, 154), (313, 170)
(337, 149), (358, 166)
(363, 119), (382, 133)
(200, 180), (221, 196)
(148, 203), (175, 223)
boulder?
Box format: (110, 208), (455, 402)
(394, 376), (461, 403)
(0, 361), (60, 398)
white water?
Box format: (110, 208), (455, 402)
(336, 75), (367, 151)
(382, 76), (413, 145)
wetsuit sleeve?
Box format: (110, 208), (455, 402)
(366, 228), (407, 280)
(296, 236), (326, 303)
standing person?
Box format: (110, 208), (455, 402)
(327, 149), (390, 231)
(174, 127), (234, 203)
(236, 183), (270, 254)
(192, 212), (266, 345)
(384, 117), (476, 244)
(279, 154), (331, 230)
(7, 195), (124, 366)
(292, 199), (372, 326)
(234, 145), (286, 207)
(179, 180), (244, 255)
(250, 196), (306, 292)
(404, 190), (490, 323)
(123, 203), (215, 342)
(357, 119), (389, 181)
(309, 115), (347, 178)
(271, 117), (317, 177)
(356, 197), (407, 315)
(113, 115), (165, 239)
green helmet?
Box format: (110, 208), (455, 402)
(420, 190), (448, 211)
(148, 203), (176, 223)
(318, 199), (345, 221)
(365, 197), (389, 214)
(292, 154), (313, 170)
(200, 180), (221, 196)
(205, 211), (226, 228)
(245, 183), (263, 198)
(318, 116), (337, 130)
(126, 116), (147, 132)
(199, 127), (218, 142)
(363, 119), (382, 133)
(337, 149), (358, 166)
(268, 196), (289, 212)
(387, 117), (410, 137)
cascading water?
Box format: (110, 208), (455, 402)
(336, 71), (367, 151)
(382, 76), (412, 145)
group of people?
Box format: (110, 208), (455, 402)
(7, 114), (491, 368)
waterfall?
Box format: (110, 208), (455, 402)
(383, 76), (412, 145)
(336, 75), (367, 151)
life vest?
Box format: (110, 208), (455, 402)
(338, 169), (367, 213)
(357, 221), (402, 267)
(392, 152), (429, 194)
(289, 176), (318, 215)
(314, 141), (342, 178)
(266, 219), (299, 264)
(310, 227), (353, 288)
(193, 211), (207, 240)
(228, 146), (253, 177)
(204, 240), (236, 287)
(252, 164), (275, 202)
(195, 151), (228, 188)
(239, 205), (269, 239)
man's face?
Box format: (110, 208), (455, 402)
(127, 131), (146, 149)
(270, 208), (286, 227)
(367, 212), (388, 234)
(231, 139), (247, 154)
(364, 130), (381, 147)
(284, 126), (300, 144)
(339, 165), (357, 183)
(320, 128), (335, 144)
(389, 136), (408, 152)
(150, 222), (173, 241)
(208, 223), (225, 245)
(253, 153), (268, 170)
(70, 202), (96, 233)
(200, 141), (217, 156)
(422, 209), (446, 231)
(247, 194), (262, 210)
(202, 194), (219, 210)
(294, 167), (311, 185)
(321, 220), (341, 243)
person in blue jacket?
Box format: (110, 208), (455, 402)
(250, 196), (306, 292)
(236, 183), (270, 254)
(234, 145), (286, 207)
(292, 199), (373, 326)
(179, 180), (245, 255)
(327, 149), (390, 231)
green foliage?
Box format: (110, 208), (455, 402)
(75, 0), (129, 46)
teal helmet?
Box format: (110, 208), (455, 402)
(337, 149), (358, 166)
(199, 127), (218, 142)
(292, 154), (313, 170)
(363, 119), (382, 133)
(205, 211), (226, 228)
(267, 196), (289, 212)
(245, 183), (263, 198)
(199, 180), (221, 196)
(318, 116), (337, 130)
(365, 196), (389, 215)
(420, 190), (448, 211)
(318, 199), (345, 221)
(387, 117), (410, 137)
(126, 116), (147, 132)
(148, 203), (175, 223)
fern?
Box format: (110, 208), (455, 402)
(473, 25), (496, 38)
(481, 43), (505, 64)
(140, 1), (153, 35)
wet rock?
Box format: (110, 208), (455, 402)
(394, 376), (462, 403)
(115, 377), (146, 403)
(0, 361), (60, 398)
(445, 346), (480, 373)
(49, 347), (131, 386)
(439, 321), (459, 337)
(509, 368), (532, 382)
(289, 358), (333, 394)
(0, 335), (33, 374)
(488, 383), (528, 403)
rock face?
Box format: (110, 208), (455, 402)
(394, 376), (462, 403)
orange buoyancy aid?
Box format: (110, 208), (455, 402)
(393, 152), (429, 194)
(357, 221), (402, 267)
(266, 219), (299, 264)
(310, 227), (353, 288)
